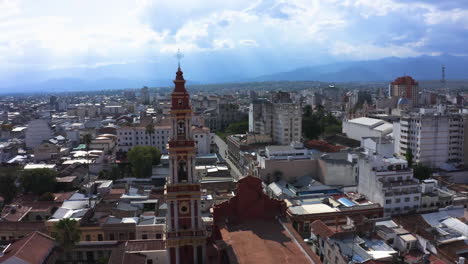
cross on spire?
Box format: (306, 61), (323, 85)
(176, 49), (184, 69)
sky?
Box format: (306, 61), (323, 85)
(1, 0), (468, 86)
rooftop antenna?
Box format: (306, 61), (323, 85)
(175, 49), (184, 69)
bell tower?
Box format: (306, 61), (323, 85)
(165, 65), (206, 264)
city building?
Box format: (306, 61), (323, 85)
(249, 93), (302, 145)
(25, 119), (52, 149)
(389, 75), (419, 107)
(358, 154), (421, 216)
(342, 117), (393, 142)
(117, 123), (211, 155)
(393, 107), (467, 168)
(252, 142), (318, 183)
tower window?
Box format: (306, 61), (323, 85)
(178, 160), (188, 181)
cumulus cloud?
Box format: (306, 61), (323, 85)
(0, 0), (467, 72)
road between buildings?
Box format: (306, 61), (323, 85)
(213, 134), (243, 180)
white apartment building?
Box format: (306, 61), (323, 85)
(117, 124), (211, 154)
(358, 154), (421, 216)
(249, 98), (302, 145)
(393, 107), (467, 168)
(25, 119), (53, 149)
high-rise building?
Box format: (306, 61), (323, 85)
(141, 86), (150, 105)
(393, 107), (467, 168)
(389, 76), (419, 107)
(249, 93), (302, 145)
(165, 66), (206, 264)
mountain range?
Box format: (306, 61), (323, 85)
(1, 54), (467, 94)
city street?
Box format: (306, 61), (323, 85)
(213, 134), (243, 180)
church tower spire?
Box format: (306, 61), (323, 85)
(165, 65), (206, 264)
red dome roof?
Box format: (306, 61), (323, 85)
(391, 76), (418, 85)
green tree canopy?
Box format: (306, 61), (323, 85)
(127, 146), (161, 178)
(302, 105), (342, 140)
(413, 163), (432, 180)
(225, 120), (249, 134)
(53, 218), (81, 251)
(405, 148), (414, 168)
(21, 169), (57, 195)
(99, 165), (124, 181)
(0, 168), (18, 203)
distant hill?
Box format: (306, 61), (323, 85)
(252, 54), (468, 82)
(2, 54), (468, 94)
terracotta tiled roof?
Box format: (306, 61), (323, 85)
(0, 231), (55, 264)
(53, 191), (76, 202)
(0, 205), (32, 221)
(305, 140), (344, 153)
(311, 220), (336, 238)
(391, 75), (418, 85)
(218, 220), (321, 264)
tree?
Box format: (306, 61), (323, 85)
(405, 148), (414, 168)
(0, 169), (18, 203)
(146, 123), (155, 145)
(127, 146), (161, 178)
(303, 105), (312, 117)
(53, 218), (81, 251)
(302, 108), (342, 140)
(21, 169), (57, 195)
(225, 120), (249, 134)
(99, 165), (122, 181)
(413, 163), (432, 180)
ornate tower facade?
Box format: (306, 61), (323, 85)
(165, 66), (206, 264)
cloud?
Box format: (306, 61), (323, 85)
(0, 0), (467, 75)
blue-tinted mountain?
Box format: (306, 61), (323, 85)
(253, 54), (468, 82)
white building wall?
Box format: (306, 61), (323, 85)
(398, 112), (465, 168)
(342, 121), (388, 142)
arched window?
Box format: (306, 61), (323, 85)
(178, 160), (188, 181)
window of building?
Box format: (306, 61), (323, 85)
(109, 233), (115, 240)
(142, 234), (148, 240)
(98, 234), (103, 241)
(85, 235), (91, 241)
(147, 260), (153, 264)
(414, 196), (419, 201)
(156, 233), (162, 239)
(304, 222), (310, 232)
(404, 197), (410, 202)
(385, 199), (391, 204)
(395, 198), (401, 203)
